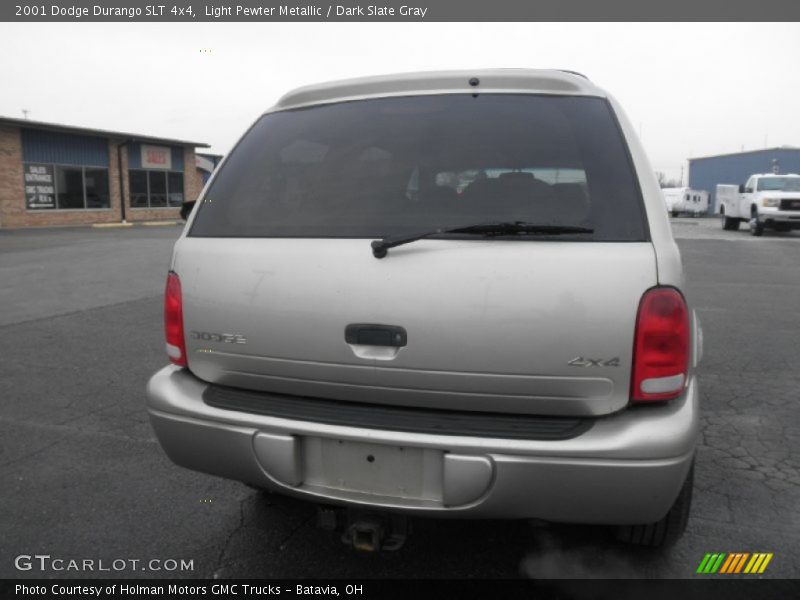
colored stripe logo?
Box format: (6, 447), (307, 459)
(696, 552), (773, 574)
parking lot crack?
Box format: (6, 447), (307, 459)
(0, 294), (162, 330)
(277, 514), (314, 551)
(212, 496), (247, 577)
(0, 436), (68, 472)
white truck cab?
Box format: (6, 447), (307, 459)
(717, 173), (800, 235)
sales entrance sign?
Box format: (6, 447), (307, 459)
(24, 164), (55, 209)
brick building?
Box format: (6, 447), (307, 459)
(0, 116), (209, 229)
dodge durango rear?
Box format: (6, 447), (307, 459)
(147, 69), (700, 551)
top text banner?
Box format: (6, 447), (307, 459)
(5, 0), (800, 21)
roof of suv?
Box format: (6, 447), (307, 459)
(272, 69), (605, 112)
(752, 173), (800, 178)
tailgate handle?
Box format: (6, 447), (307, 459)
(345, 324), (407, 347)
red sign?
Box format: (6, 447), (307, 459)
(141, 145), (172, 169)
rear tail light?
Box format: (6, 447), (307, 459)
(164, 271), (187, 367)
(631, 287), (689, 403)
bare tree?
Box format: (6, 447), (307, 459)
(655, 171), (682, 188)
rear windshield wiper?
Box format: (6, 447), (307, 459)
(371, 221), (594, 258)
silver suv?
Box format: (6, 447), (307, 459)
(147, 70), (700, 549)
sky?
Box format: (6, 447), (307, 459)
(1, 22), (799, 181)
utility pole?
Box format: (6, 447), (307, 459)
(22, 109), (29, 120)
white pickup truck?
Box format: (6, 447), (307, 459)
(717, 173), (800, 236)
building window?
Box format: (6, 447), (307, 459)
(129, 170), (148, 208)
(149, 171), (167, 207)
(85, 169), (111, 208)
(24, 163), (110, 210)
(128, 170), (183, 208)
(55, 167), (84, 209)
(168, 172), (185, 206)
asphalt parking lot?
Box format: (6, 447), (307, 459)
(1, 219), (798, 579)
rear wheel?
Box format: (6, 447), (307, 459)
(244, 482), (274, 494)
(750, 209), (764, 236)
(720, 207), (740, 230)
(616, 461), (693, 548)
(722, 217), (740, 230)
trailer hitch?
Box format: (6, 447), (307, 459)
(316, 506), (409, 552)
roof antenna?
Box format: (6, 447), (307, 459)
(22, 109), (30, 120)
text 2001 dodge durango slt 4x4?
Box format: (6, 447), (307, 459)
(147, 70), (701, 550)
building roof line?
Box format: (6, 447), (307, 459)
(0, 115), (209, 148)
(689, 146), (800, 162)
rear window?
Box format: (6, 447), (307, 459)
(190, 94), (647, 241)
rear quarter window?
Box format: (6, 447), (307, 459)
(191, 94), (648, 241)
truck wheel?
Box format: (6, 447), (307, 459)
(722, 216), (740, 231)
(750, 212), (764, 237)
(720, 208), (739, 230)
(616, 462), (693, 548)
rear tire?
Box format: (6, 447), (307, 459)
(616, 461), (693, 548)
(722, 216), (740, 230)
(720, 207), (739, 230)
(244, 482), (274, 494)
(750, 210), (764, 236)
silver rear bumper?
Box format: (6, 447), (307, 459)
(147, 366), (698, 524)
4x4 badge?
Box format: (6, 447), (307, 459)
(568, 356), (620, 368)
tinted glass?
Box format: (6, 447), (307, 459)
(129, 171), (148, 208)
(167, 172), (184, 206)
(55, 167), (84, 209)
(84, 169), (110, 209)
(757, 177), (800, 192)
(191, 94), (647, 241)
(148, 171), (167, 207)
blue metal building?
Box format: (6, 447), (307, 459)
(196, 152), (224, 186)
(688, 147), (800, 214)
